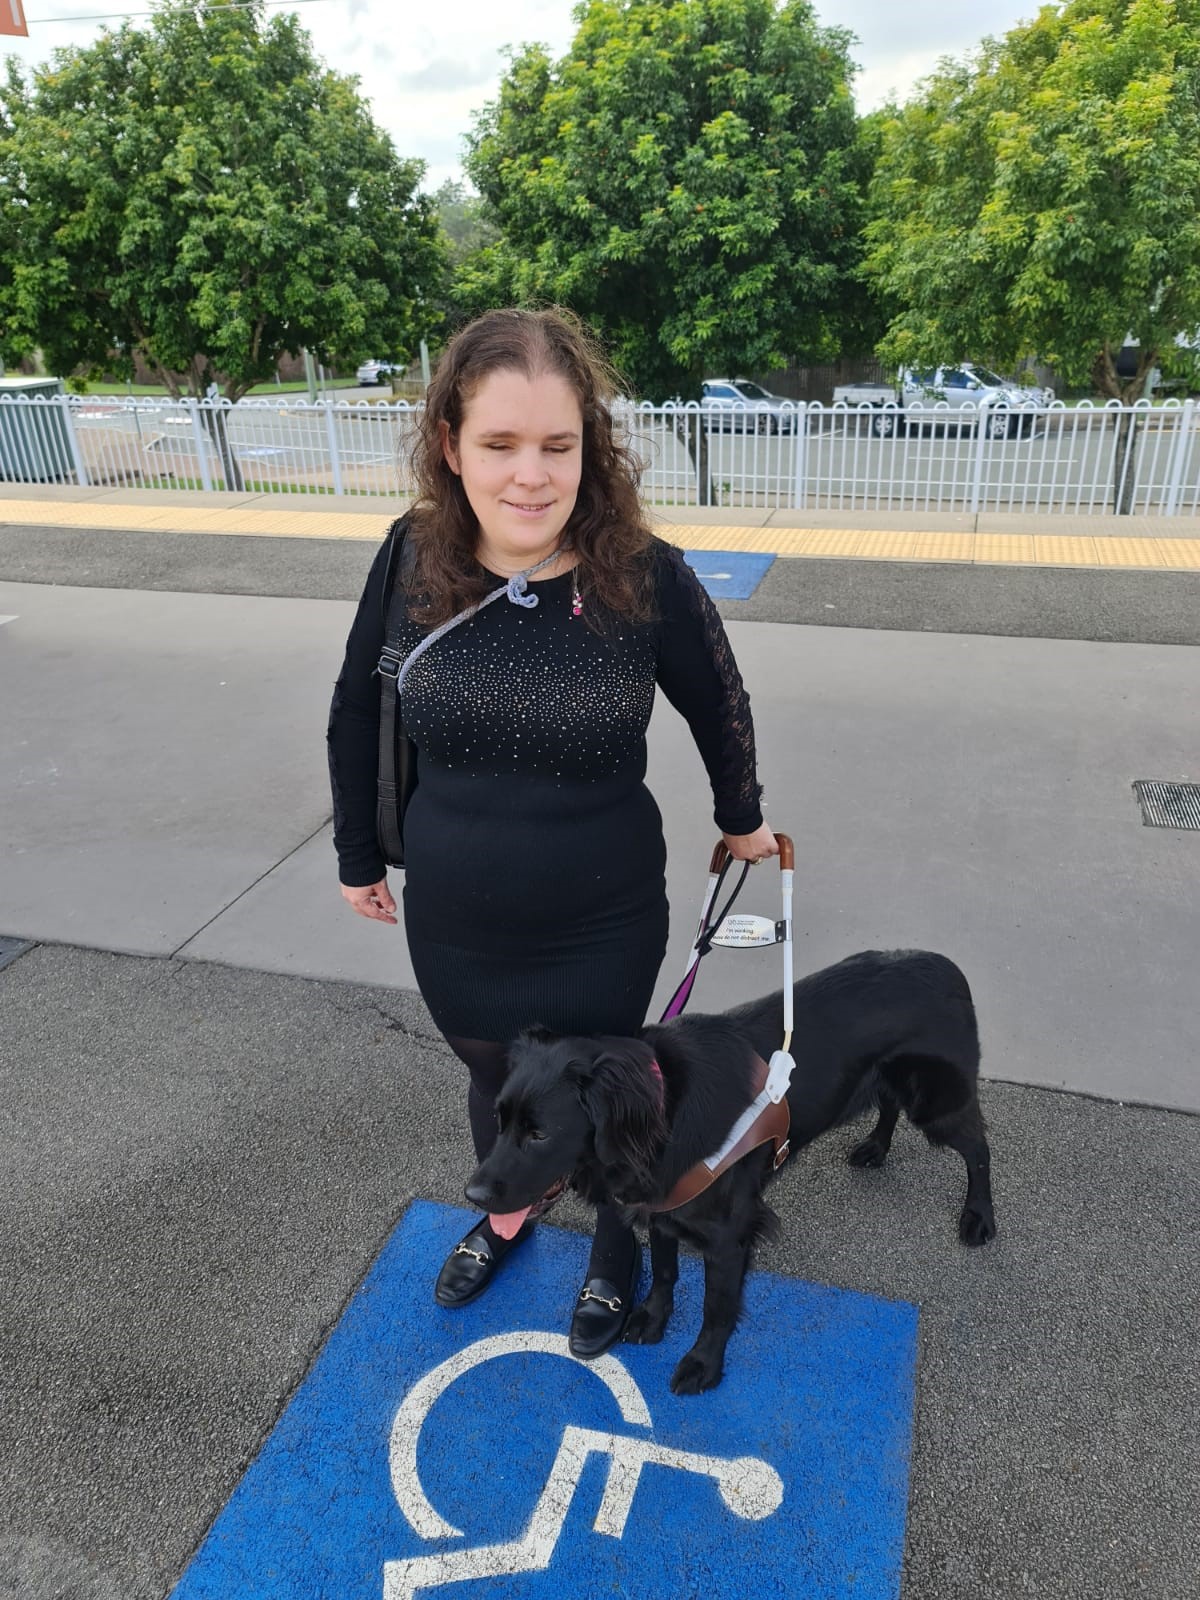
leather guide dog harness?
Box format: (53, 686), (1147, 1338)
(648, 1053), (791, 1214)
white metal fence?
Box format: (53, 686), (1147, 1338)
(1, 392), (1197, 516)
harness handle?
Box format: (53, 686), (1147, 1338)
(707, 832), (793, 873)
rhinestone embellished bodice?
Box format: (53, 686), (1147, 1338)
(328, 534), (763, 892)
(396, 571), (656, 781)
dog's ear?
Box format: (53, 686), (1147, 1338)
(517, 1023), (556, 1045)
(575, 1037), (666, 1201)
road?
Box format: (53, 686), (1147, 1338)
(57, 394), (1200, 514)
(634, 408), (1200, 514)
(69, 386), (418, 496)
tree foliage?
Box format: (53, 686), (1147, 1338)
(0, 0), (444, 400)
(429, 178), (501, 329)
(463, 0), (864, 398)
(863, 0), (1200, 400)
(430, 179), (501, 271)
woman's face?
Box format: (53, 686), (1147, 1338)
(442, 368), (584, 564)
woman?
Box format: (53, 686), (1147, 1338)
(327, 307), (776, 1359)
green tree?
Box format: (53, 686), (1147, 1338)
(428, 178), (501, 329)
(431, 179), (501, 271)
(0, 0), (443, 483)
(864, 0), (1200, 404)
(835, 103), (892, 360)
(464, 0), (864, 405)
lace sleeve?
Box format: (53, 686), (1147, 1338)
(652, 541), (764, 835)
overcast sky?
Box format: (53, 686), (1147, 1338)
(9, 0), (1042, 191)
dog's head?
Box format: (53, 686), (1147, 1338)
(464, 1030), (668, 1226)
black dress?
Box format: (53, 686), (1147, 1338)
(327, 533), (763, 1042)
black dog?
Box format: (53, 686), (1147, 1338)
(466, 949), (996, 1395)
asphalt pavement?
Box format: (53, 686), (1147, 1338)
(3, 516), (1200, 642)
(2, 504), (1198, 1599)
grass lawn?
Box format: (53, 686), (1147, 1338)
(137, 477), (395, 495)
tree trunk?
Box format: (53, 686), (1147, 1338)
(671, 405), (716, 507)
(200, 402), (245, 492)
(1092, 344), (1156, 516)
(183, 357), (244, 492)
(1111, 408), (1139, 516)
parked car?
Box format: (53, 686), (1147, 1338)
(700, 378), (798, 434)
(355, 359), (404, 387)
(833, 364), (1054, 439)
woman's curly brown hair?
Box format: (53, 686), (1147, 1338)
(404, 307), (655, 628)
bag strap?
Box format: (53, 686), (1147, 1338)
(388, 539), (564, 694)
(374, 521), (568, 864)
(376, 518), (416, 866)
(379, 511), (414, 626)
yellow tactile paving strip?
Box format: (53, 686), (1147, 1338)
(0, 498), (391, 540)
(665, 521), (1200, 571)
(2, 497), (1199, 571)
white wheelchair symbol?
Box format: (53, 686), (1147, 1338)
(384, 1332), (784, 1599)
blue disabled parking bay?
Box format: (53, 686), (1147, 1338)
(682, 548), (775, 600)
(172, 1200), (918, 1600)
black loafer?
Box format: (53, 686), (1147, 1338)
(568, 1240), (642, 1361)
(434, 1220), (532, 1309)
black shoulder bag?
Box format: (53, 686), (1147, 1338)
(375, 518), (419, 868)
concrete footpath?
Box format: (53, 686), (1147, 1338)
(1, 488), (1198, 1599)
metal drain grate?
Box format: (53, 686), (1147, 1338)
(1133, 781), (1200, 830)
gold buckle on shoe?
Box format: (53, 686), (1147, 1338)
(579, 1287), (622, 1313)
(454, 1243), (490, 1267)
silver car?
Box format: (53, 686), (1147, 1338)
(903, 364), (1052, 437)
(355, 359), (402, 387)
(701, 378), (797, 434)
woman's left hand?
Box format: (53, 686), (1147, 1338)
(722, 823), (779, 865)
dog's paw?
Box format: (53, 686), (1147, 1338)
(624, 1303), (670, 1345)
(670, 1349), (724, 1396)
(848, 1137), (888, 1168)
(959, 1206), (996, 1247)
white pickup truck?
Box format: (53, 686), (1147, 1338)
(832, 363), (1054, 438)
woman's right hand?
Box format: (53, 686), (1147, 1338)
(340, 878), (398, 925)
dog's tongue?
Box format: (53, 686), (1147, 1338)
(489, 1206), (531, 1241)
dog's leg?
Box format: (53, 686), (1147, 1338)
(670, 1238), (752, 1396)
(624, 1218), (679, 1345)
(941, 1121), (996, 1246)
(848, 1086), (901, 1168)
(922, 1105), (997, 1246)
